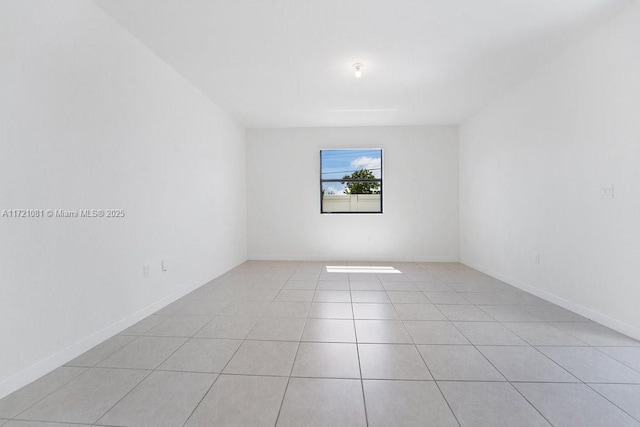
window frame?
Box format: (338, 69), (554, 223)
(319, 148), (384, 214)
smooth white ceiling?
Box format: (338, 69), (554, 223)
(94, 0), (630, 128)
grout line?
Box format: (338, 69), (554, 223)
(585, 382), (640, 423)
(509, 382), (555, 426)
(439, 293), (571, 425)
(273, 268), (302, 427)
(8, 419), (101, 426)
(499, 323), (640, 420)
(387, 282), (462, 427)
(592, 347), (640, 374)
(8, 367), (88, 421)
(92, 320), (211, 425)
(65, 335), (139, 368)
(349, 273), (370, 427)
(43, 369), (636, 384)
(433, 264), (640, 424)
(178, 306), (250, 426)
(180, 327), (255, 426)
(448, 323), (555, 424)
(519, 330), (640, 425)
(92, 368), (155, 425)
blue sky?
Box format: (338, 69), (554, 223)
(321, 149), (381, 195)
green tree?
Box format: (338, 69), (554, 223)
(342, 169), (380, 194)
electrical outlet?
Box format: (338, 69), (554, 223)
(143, 265), (150, 278)
(601, 185), (614, 199)
(161, 259), (168, 272)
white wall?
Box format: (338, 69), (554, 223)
(247, 126), (459, 261)
(459, 2), (640, 338)
(0, 1), (247, 397)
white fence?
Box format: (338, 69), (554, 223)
(322, 194), (381, 212)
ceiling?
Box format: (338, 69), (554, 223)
(94, 0), (630, 128)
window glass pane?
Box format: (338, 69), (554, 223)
(321, 149), (382, 179)
(321, 149), (382, 213)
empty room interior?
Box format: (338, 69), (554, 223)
(2, 0), (640, 426)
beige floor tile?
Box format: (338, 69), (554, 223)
(185, 375), (288, 427)
(277, 378), (366, 427)
(364, 380), (457, 427)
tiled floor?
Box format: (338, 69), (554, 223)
(2, 261), (640, 426)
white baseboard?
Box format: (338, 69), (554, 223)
(462, 260), (640, 342)
(248, 254), (460, 263)
(0, 265), (240, 400)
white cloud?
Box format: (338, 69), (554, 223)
(350, 156), (381, 178)
(324, 185), (346, 195)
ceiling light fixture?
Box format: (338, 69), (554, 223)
(353, 63), (363, 78)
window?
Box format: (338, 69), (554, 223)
(320, 149), (383, 213)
